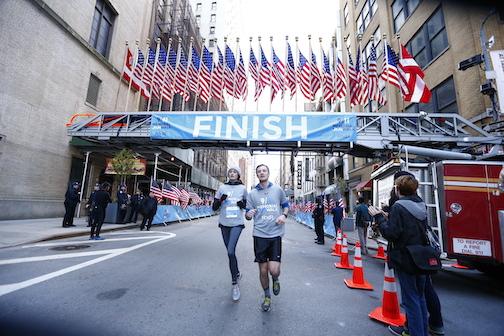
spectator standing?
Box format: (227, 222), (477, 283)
(355, 197), (371, 254)
(90, 182), (111, 240)
(312, 197), (325, 244)
(62, 182), (80, 227)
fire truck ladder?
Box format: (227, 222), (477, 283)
(66, 112), (502, 155)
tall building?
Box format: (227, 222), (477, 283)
(0, 0), (153, 219)
(339, 0), (504, 211)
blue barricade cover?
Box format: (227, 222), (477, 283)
(153, 205), (213, 224)
(294, 211), (337, 237)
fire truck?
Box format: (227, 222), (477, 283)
(371, 159), (504, 274)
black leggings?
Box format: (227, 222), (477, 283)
(220, 225), (244, 284)
(90, 210), (105, 237)
(62, 203), (76, 227)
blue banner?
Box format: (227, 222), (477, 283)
(150, 112), (357, 142)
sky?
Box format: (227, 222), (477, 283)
(223, 0), (341, 185)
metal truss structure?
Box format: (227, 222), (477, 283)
(67, 112), (503, 158)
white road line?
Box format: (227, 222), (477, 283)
(111, 230), (173, 235)
(22, 236), (168, 248)
(0, 232), (176, 297)
(0, 248), (128, 265)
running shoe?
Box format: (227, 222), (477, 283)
(236, 272), (242, 282)
(261, 296), (271, 312)
(94, 236), (104, 240)
(388, 326), (409, 336)
(273, 280), (280, 296)
(232, 284), (240, 302)
(429, 326), (445, 335)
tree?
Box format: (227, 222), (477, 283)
(111, 149), (136, 184)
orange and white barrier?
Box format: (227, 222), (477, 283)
(344, 241), (373, 290)
(331, 229), (342, 256)
(373, 243), (387, 260)
(334, 234), (353, 270)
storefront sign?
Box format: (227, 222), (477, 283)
(105, 158), (146, 175)
(150, 112), (357, 142)
(296, 160), (302, 189)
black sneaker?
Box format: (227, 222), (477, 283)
(429, 326), (445, 335)
(388, 326), (409, 336)
(272, 280), (280, 296)
(261, 296), (271, 312)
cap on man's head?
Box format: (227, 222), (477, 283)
(394, 170), (414, 181)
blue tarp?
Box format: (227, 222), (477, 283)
(294, 211), (338, 238)
(152, 205), (213, 224)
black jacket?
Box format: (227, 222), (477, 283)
(117, 191), (129, 206)
(331, 206), (344, 224)
(141, 196), (158, 217)
(93, 190), (112, 210)
(355, 203), (371, 227)
(65, 187), (80, 206)
(375, 195), (429, 274)
(312, 205), (325, 223)
(131, 194), (144, 209)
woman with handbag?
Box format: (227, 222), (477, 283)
(370, 174), (435, 336)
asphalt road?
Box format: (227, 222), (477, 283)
(0, 216), (503, 336)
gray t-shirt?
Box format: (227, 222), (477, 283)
(215, 183), (247, 227)
(246, 182), (289, 238)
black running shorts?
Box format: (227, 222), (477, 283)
(254, 236), (282, 263)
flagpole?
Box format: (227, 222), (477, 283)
(193, 38), (205, 111)
(207, 38), (215, 112)
(269, 36), (274, 113)
(181, 37), (194, 112)
(357, 33), (364, 111)
(170, 37), (182, 112)
(332, 35), (338, 111)
(123, 41), (138, 113)
(147, 38), (161, 111)
(343, 36), (351, 111)
(158, 38), (173, 112)
(135, 38), (150, 111)
(219, 37), (226, 112)
(283, 36), (288, 113)
(319, 37), (326, 112)
(308, 35), (314, 103)
(295, 36), (299, 113)
(114, 41), (129, 111)
(256, 36), (261, 113)
(231, 37), (239, 113)
(396, 33), (405, 112)
(245, 36), (252, 113)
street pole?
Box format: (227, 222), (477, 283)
(480, 9), (499, 122)
(154, 153), (160, 180)
(76, 151), (91, 218)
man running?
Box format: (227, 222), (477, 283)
(246, 164), (289, 312)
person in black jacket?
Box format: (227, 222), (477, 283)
(128, 190), (144, 223)
(63, 182), (80, 227)
(140, 191), (158, 231)
(355, 197), (371, 254)
(371, 175), (430, 336)
(90, 182), (112, 240)
(85, 183), (100, 227)
(116, 184), (129, 224)
(312, 197), (325, 244)
(331, 203), (344, 235)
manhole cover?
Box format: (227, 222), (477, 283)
(50, 245), (91, 251)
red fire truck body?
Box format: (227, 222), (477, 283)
(437, 161), (504, 271)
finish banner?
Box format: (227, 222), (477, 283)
(150, 112), (357, 142)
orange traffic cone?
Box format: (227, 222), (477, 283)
(331, 229), (342, 256)
(344, 241), (373, 290)
(334, 234), (353, 270)
(368, 263), (406, 327)
(373, 243), (387, 260)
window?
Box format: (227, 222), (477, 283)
(209, 26), (215, 34)
(344, 3), (349, 26)
(305, 158), (310, 180)
(209, 40), (215, 47)
(407, 7), (448, 68)
(392, 0), (421, 32)
(86, 73), (101, 106)
(210, 14), (216, 22)
(211, 2), (217, 10)
(89, 0), (116, 57)
(356, 0), (378, 34)
(196, 15), (201, 26)
(196, 2), (201, 11)
(406, 77), (458, 113)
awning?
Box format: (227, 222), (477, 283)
(355, 179), (372, 191)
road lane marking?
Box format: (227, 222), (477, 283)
(0, 248), (128, 265)
(0, 232), (176, 297)
(22, 236), (168, 248)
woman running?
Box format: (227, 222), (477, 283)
(212, 166), (247, 302)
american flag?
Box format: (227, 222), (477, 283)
(179, 188), (190, 209)
(259, 46), (271, 91)
(356, 48), (369, 106)
(368, 42), (386, 106)
(249, 47), (262, 101)
(338, 198), (345, 208)
(323, 198), (329, 213)
(322, 50), (334, 102)
(399, 44), (431, 103)
(152, 47), (167, 98)
(161, 48), (177, 102)
(235, 49), (248, 100)
(297, 51), (312, 100)
(380, 42), (402, 91)
(210, 47), (225, 102)
(286, 42), (297, 99)
(142, 48), (156, 92)
(188, 46), (200, 95)
(150, 178), (163, 202)
(162, 181), (180, 205)
(224, 44), (239, 98)
(347, 50), (359, 107)
(199, 46), (213, 103)
(329, 198), (336, 209)
(271, 46), (286, 101)
(334, 56), (347, 101)
(310, 51), (321, 98)
(132, 48), (150, 99)
(188, 191), (202, 205)
(175, 48), (190, 101)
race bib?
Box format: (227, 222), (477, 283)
(225, 206), (240, 218)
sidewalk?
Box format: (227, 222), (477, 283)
(0, 217), (138, 249)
